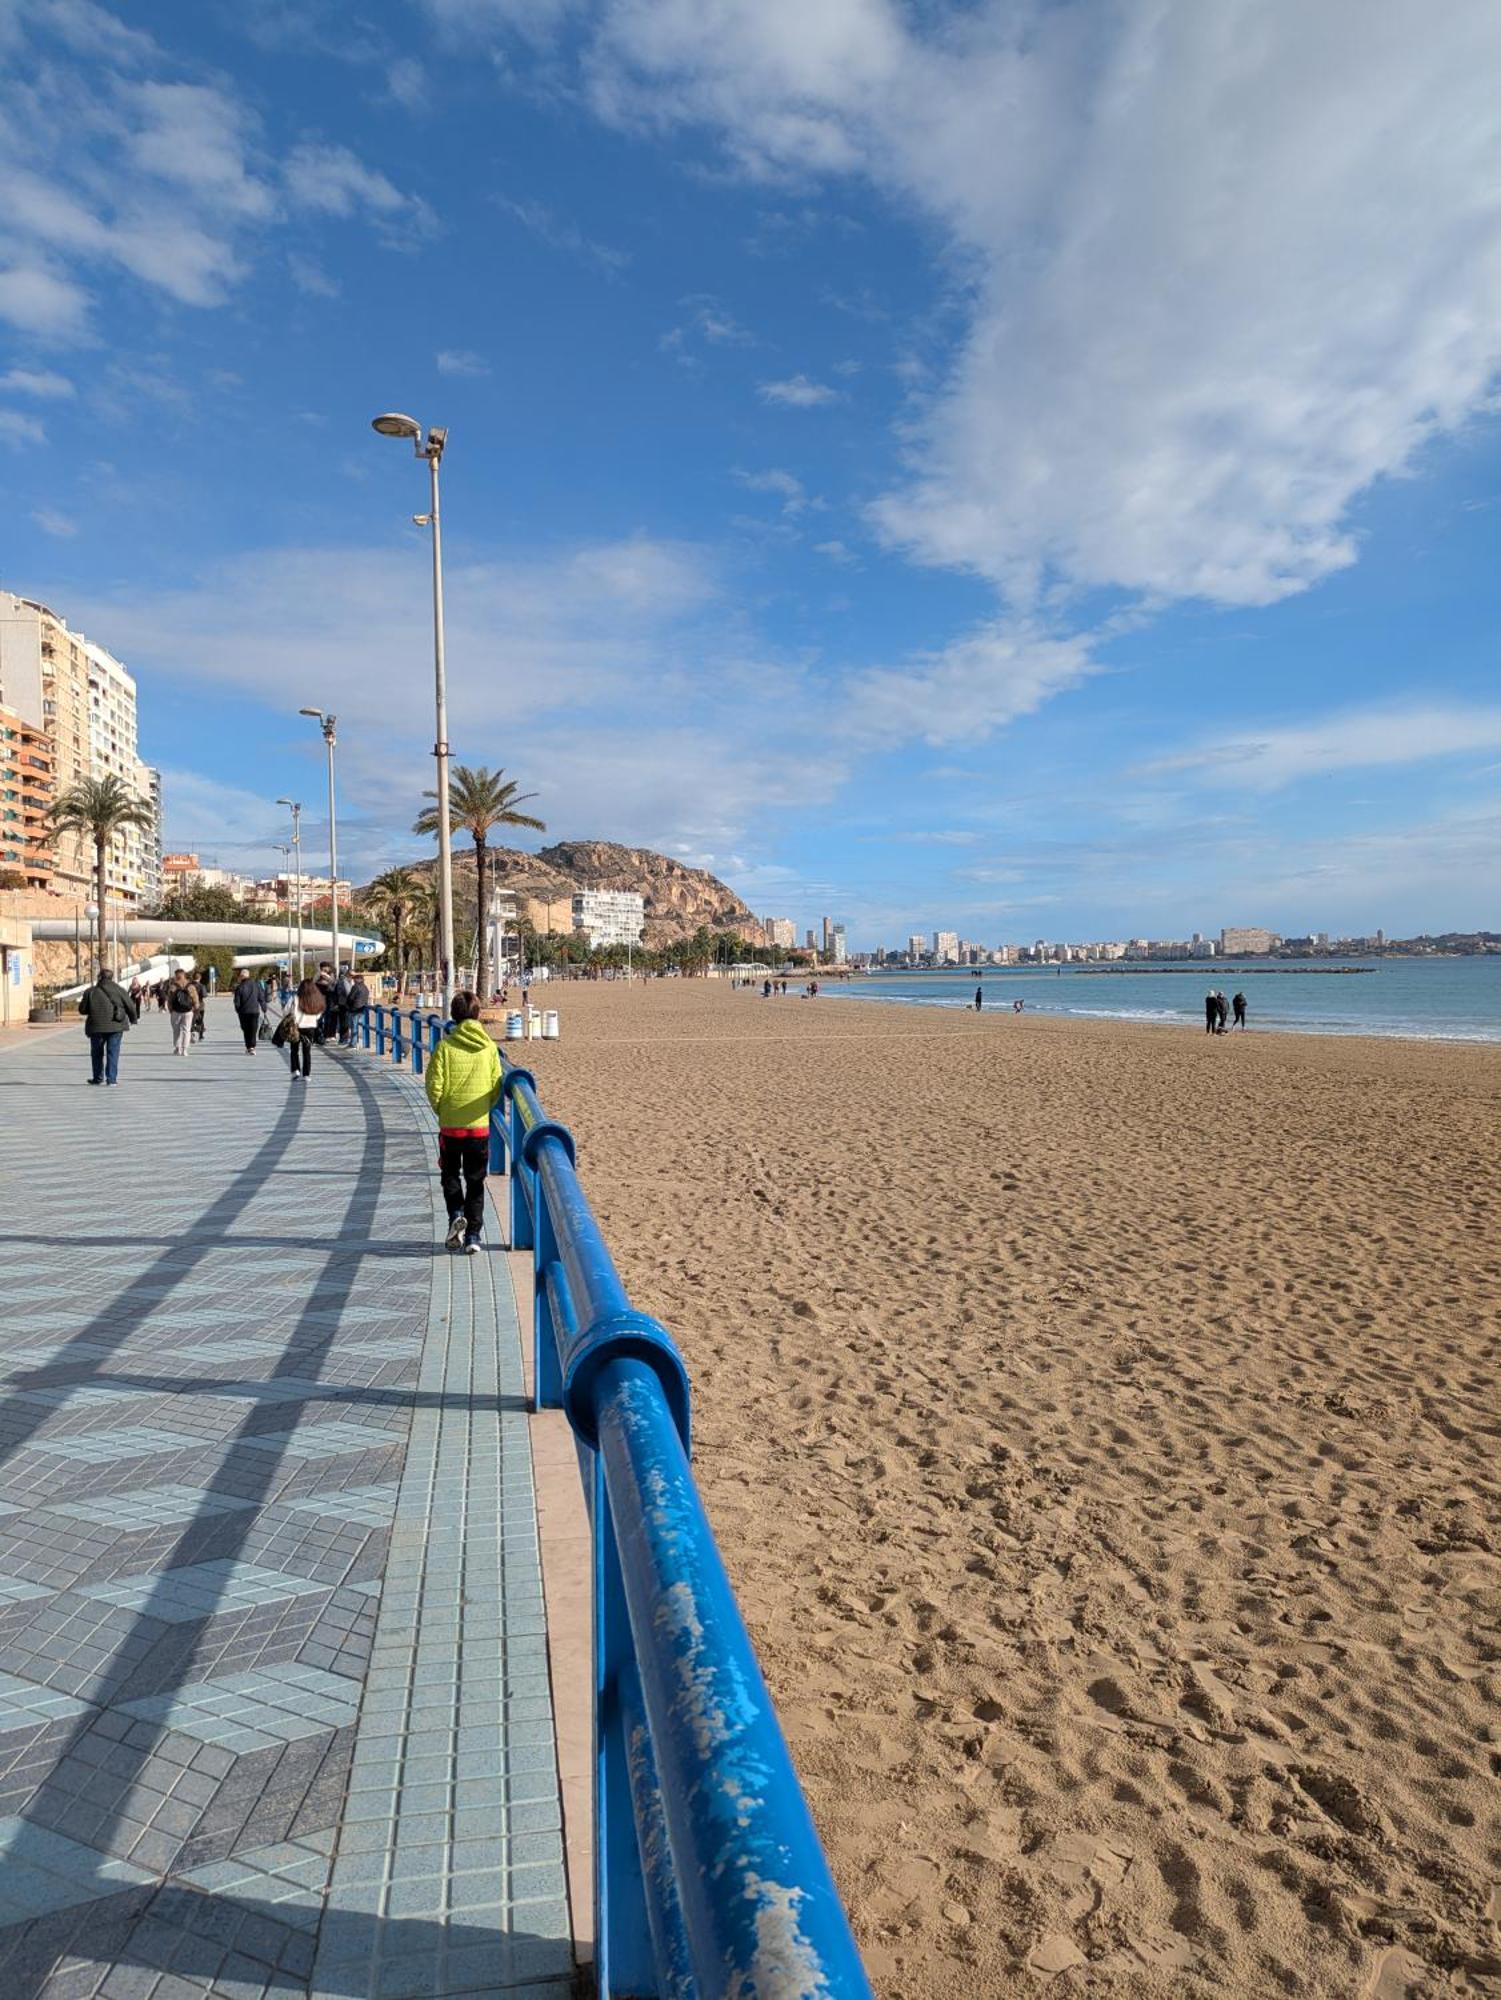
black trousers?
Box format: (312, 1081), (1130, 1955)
(288, 1035), (312, 1077)
(439, 1134), (488, 1235)
(239, 1013), (259, 1050)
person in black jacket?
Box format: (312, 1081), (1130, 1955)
(231, 969), (264, 1053)
(78, 967), (139, 1085)
(345, 970), (370, 1047)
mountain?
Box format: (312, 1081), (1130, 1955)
(388, 840), (757, 947)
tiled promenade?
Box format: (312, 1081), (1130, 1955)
(0, 1007), (574, 1999)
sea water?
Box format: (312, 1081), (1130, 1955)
(828, 958), (1501, 1044)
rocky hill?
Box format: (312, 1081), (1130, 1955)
(392, 840), (757, 947)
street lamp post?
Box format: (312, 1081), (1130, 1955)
(273, 843), (294, 988)
(299, 709), (339, 977)
(371, 412), (454, 1007)
(277, 799), (304, 982)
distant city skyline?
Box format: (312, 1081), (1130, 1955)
(4, 4), (1501, 943)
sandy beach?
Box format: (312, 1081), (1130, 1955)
(518, 981), (1501, 1997)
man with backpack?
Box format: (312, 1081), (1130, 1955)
(79, 966), (139, 1085)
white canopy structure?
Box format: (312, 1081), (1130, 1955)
(30, 918), (382, 959)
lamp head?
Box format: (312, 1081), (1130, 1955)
(298, 707), (322, 720)
(372, 412), (422, 440)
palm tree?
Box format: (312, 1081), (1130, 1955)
(407, 880), (441, 993)
(364, 867), (417, 993)
(49, 775), (155, 975)
(413, 766), (544, 1001)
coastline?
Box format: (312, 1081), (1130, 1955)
(522, 982), (1501, 1997)
(819, 982), (1501, 1047)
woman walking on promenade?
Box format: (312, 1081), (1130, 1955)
(231, 969), (264, 1053)
(424, 991), (502, 1254)
(167, 968), (197, 1056)
(284, 976), (325, 1082)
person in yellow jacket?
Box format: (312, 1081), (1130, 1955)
(424, 991), (503, 1253)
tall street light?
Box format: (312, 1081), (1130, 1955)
(299, 708), (340, 977)
(273, 842), (294, 986)
(371, 411), (454, 1006)
(277, 798), (304, 982)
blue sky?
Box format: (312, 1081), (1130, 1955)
(3, 0), (1500, 947)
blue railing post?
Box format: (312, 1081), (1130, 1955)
(595, 1456), (662, 1996)
(361, 1007), (371, 1049)
(532, 1186), (566, 1412)
(409, 1007), (422, 1074)
(392, 1009), (404, 1065)
(374, 1005), (386, 1056)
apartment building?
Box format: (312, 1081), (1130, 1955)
(0, 706), (55, 888)
(933, 929), (959, 963)
(0, 594), (160, 902)
(1219, 926), (1281, 956)
(761, 916), (796, 950)
(572, 888), (645, 949)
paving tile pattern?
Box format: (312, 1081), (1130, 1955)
(0, 1014), (572, 1997)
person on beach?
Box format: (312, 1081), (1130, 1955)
(1232, 992), (1247, 1029)
(974, 982), (984, 1012)
(167, 968), (198, 1056)
(79, 965), (138, 1085)
(1205, 989), (1219, 1034)
(424, 990), (503, 1255)
(231, 969), (263, 1053)
(285, 976), (325, 1081)
(1216, 990), (1230, 1033)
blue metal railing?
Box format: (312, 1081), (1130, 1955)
(360, 1005), (872, 1998)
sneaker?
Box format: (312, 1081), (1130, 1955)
(463, 1234), (481, 1256)
(445, 1214), (466, 1252)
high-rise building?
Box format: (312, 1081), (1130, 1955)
(761, 916), (795, 950)
(0, 595), (159, 903)
(571, 888), (645, 948)
(907, 933), (927, 961)
(821, 915), (834, 955)
(805, 928), (816, 952)
(832, 922), (847, 965)
(933, 929), (959, 963)
(1219, 926), (1281, 956)
(0, 706), (55, 888)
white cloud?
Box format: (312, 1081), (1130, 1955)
(0, 263), (91, 338)
(0, 13), (434, 339)
(0, 409), (47, 447)
(844, 619), (1095, 749)
(385, 56), (430, 111)
(1142, 703), (1501, 791)
(812, 538), (858, 565)
(436, 348), (490, 377)
(282, 142), (435, 241)
(0, 366), (72, 397)
(468, 2), (1501, 617)
(287, 252), (340, 297)
(758, 373), (840, 407)
(733, 466), (805, 513)
(32, 506), (77, 537)
(493, 195), (629, 275)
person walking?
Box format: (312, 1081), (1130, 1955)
(190, 968), (208, 1043)
(1204, 989), (1218, 1035)
(1232, 991), (1247, 1030)
(79, 965), (138, 1085)
(424, 991), (502, 1254)
(1216, 990), (1230, 1033)
(283, 976), (325, 1082)
(231, 968), (264, 1053)
(974, 981), (984, 1012)
(167, 968), (197, 1056)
